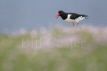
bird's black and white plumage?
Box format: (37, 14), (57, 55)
(55, 10), (88, 27)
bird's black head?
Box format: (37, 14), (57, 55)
(58, 10), (64, 14)
(55, 10), (64, 19)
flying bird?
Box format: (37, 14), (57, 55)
(55, 10), (88, 27)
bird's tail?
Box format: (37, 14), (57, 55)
(81, 14), (89, 19)
(82, 15), (88, 17)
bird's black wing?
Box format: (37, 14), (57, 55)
(67, 13), (88, 19)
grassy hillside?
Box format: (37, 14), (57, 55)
(0, 26), (107, 71)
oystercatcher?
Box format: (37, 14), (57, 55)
(55, 10), (88, 27)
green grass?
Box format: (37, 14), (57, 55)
(0, 26), (107, 71)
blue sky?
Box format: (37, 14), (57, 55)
(0, 0), (107, 31)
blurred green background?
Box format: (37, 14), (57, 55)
(0, 26), (107, 71)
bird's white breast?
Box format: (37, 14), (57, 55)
(64, 14), (85, 23)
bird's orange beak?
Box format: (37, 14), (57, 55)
(55, 14), (60, 19)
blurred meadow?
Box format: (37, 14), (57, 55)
(0, 25), (107, 71)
